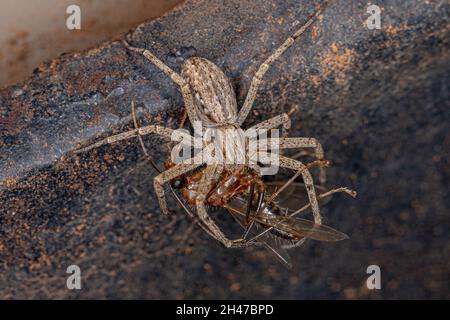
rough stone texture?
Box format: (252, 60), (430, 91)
(0, 0), (449, 299)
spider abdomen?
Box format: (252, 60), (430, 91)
(181, 57), (238, 126)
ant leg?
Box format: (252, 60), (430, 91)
(242, 188), (264, 240)
(179, 109), (189, 129)
(288, 187), (357, 219)
(282, 187), (357, 249)
(235, 2), (328, 125)
(283, 238), (307, 249)
(247, 184), (356, 246)
(131, 100), (163, 173)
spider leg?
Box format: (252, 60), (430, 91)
(131, 102), (206, 224)
(153, 149), (206, 215)
(74, 124), (175, 154)
(195, 164), (251, 248)
(123, 40), (200, 123)
(247, 113), (291, 137)
(235, 2), (328, 125)
(271, 137), (326, 185)
(263, 154), (323, 225)
(281, 187), (357, 249)
(132, 115), (218, 240)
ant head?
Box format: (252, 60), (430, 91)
(171, 178), (184, 189)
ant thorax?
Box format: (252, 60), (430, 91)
(165, 158), (264, 207)
(206, 167), (264, 207)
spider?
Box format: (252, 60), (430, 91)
(76, 2), (330, 248)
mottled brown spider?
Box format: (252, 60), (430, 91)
(76, 2), (332, 248)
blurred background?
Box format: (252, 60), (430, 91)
(0, 0), (183, 86)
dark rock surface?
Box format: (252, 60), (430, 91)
(0, 0), (448, 299)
